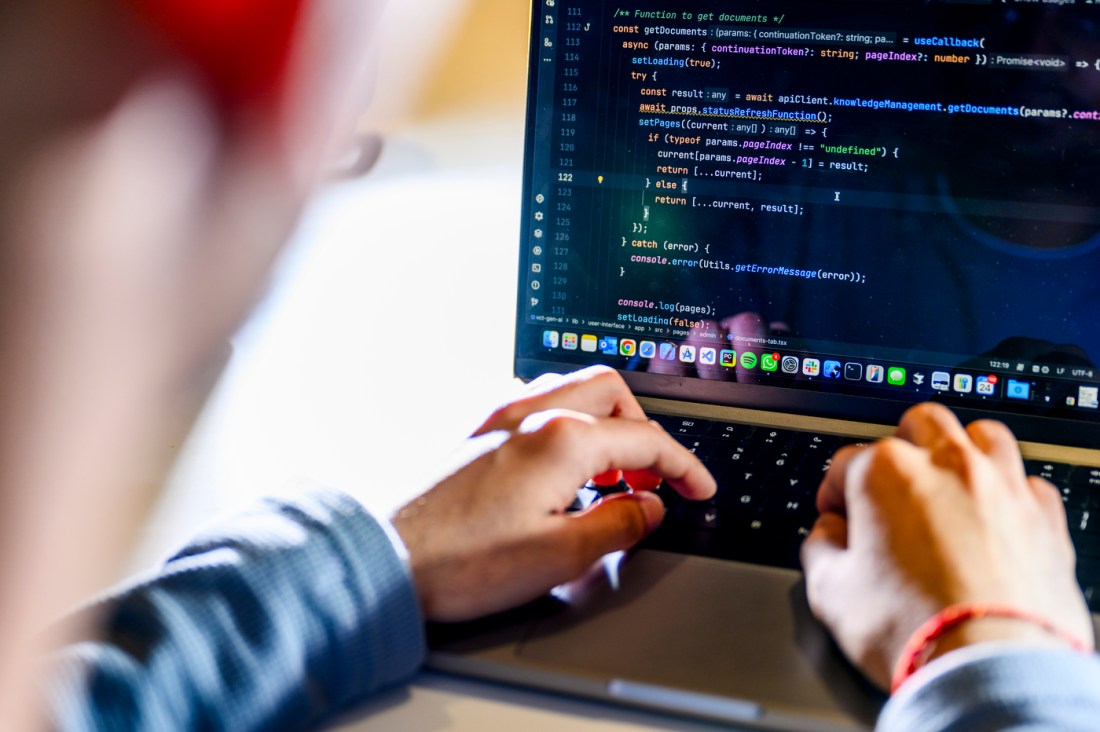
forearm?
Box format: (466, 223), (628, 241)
(879, 644), (1100, 731)
(46, 489), (425, 730)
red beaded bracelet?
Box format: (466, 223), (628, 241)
(891, 602), (1091, 694)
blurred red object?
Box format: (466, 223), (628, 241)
(129, 0), (303, 111)
(622, 469), (661, 492)
(591, 470), (623, 488)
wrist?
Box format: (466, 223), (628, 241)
(892, 603), (1091, 693)
(925, 615), (1077, 665)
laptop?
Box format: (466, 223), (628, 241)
(428, 1), (1100, 729)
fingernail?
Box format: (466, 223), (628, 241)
(635, 490), (665, 531)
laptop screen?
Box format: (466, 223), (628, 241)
(515, 0), (1100, 438)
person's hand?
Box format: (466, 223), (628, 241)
(801, 402), (1094, 689)
(391, 366), (716, 622)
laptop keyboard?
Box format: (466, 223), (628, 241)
(634, 412), (1100, 613)
(1030, 460), (1100, 612)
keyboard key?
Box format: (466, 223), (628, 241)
(1072, 532), (1100, 559)
(790, 433), (844, 455)
(710, 446), (757, 473)
(811, 455), (835, 475)
(766, 451), (795, 471)
(1068, 467), (1100, 508)
(759, 430), (792, 449)
(712, 422), (754, 441)
(763, 494), (814, 519)
(778, 475), (812, 495)
(1068, 509), (1091, 534)
(719, 489), (764, 512)
(684, 504), (723, 530)
(714, 468), (763, 493)
(1060, 484), (1090, 509)
(1076, 559), (1100, 612)
(650, 414), (710, 436)
(1070, 466), (1100, 486)
(676, 437), (713, 463)
(1025, 460), (1071, 484)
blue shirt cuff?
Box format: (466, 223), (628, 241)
(879, 643), (1100, 731)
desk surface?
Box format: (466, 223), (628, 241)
(332, 672), (734, 732)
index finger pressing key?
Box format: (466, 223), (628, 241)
(816, 443), (870, 517)
(577, 419), (717, 501)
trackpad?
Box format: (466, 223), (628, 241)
(517, 550), (882, 725)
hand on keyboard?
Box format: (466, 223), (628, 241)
(801, 402), (1095, 690)
(391, 366), (715, 622)
(639, 413), (862, 569)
